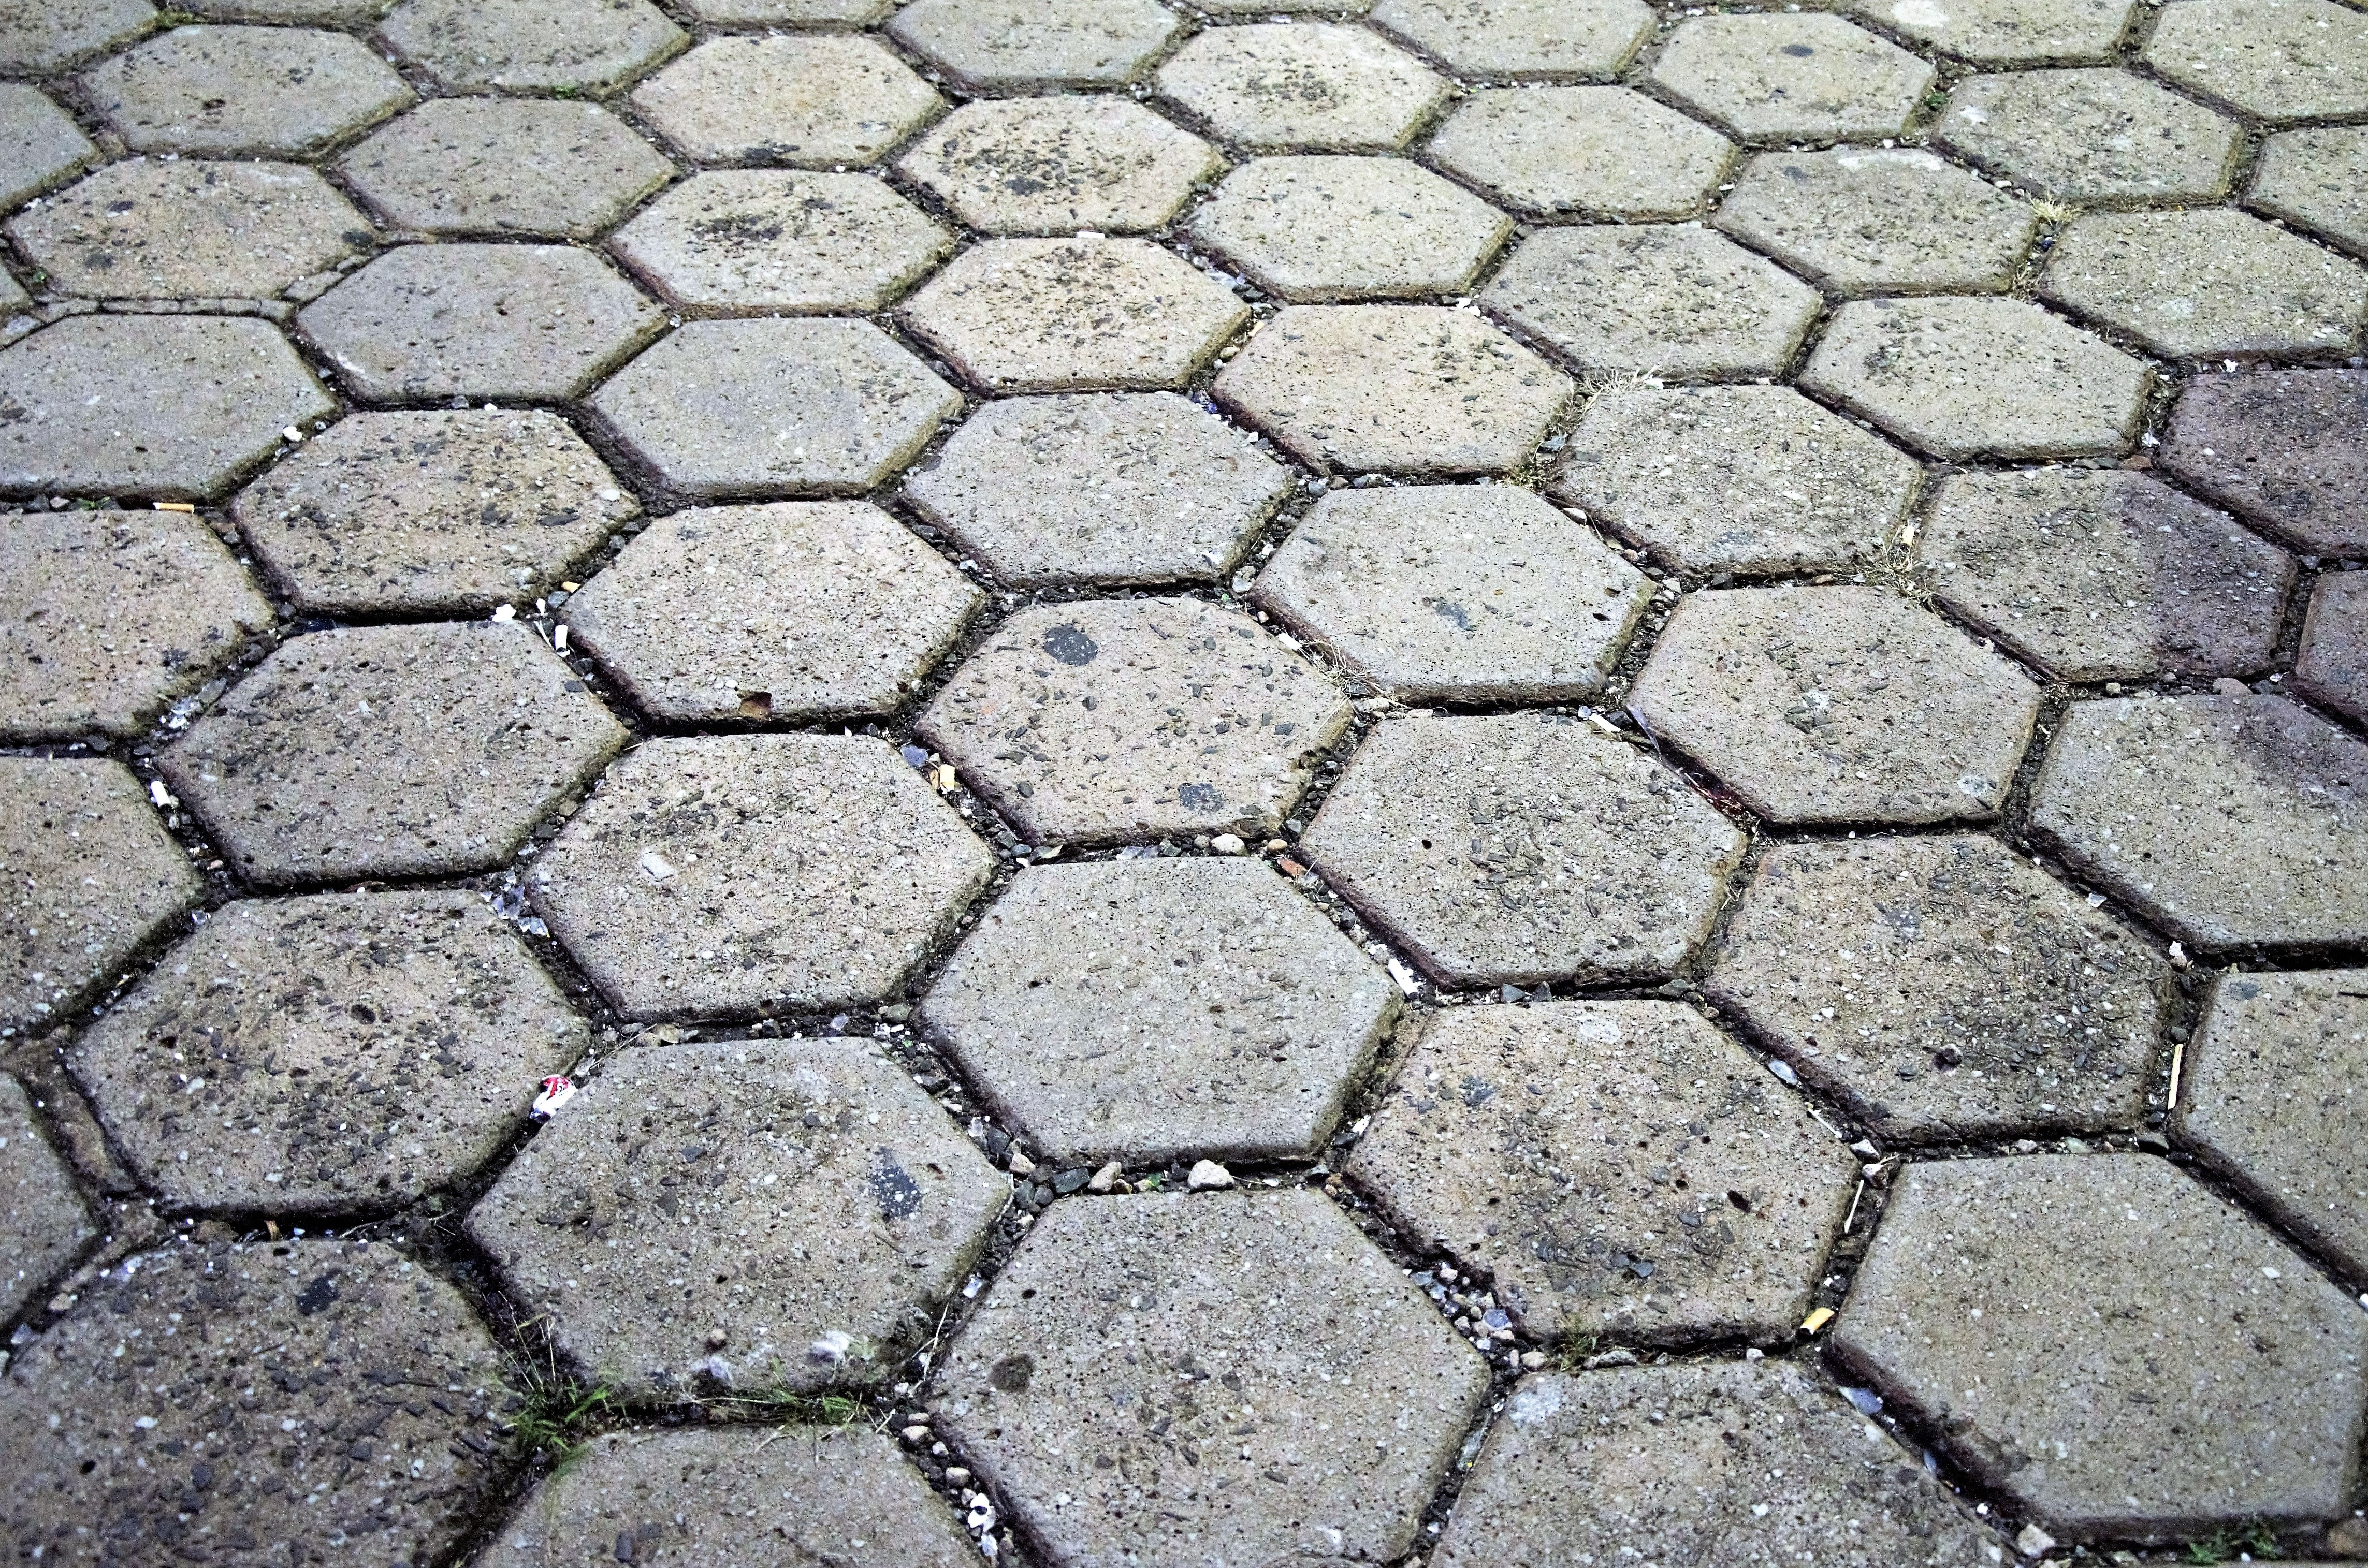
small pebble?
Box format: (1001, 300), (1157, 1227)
(1186, 1159), (1234, 1191)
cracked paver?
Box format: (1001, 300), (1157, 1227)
(375, 0), (686, 94)
(339, 98), (675, 240)
(630, 34), (942, 168)
(609, 170), (952, 315)
(0, 1075), (92, 1322)
(1156, 23), (1449, 153)
(2042, 207), (2368, 359)
(82, 25), (412, 157)
(896, 95), (1219, 236)
(1425, 86), (1734, 221)
(1190, 155), (1507, 303)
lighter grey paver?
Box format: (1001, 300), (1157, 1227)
(532, 735), (993, 1018)
(896, 95), (1219, 236)
(0, 0), (154, 72)
(1714, 148), (2036, 296)
(81, 25), (412, 157)
(2142, 0), (2368, 122)
(1847, 0), (2137, 64)
(918, 596), (1352, 846)
(921, 858), (1396, 1165)
(1835, 1155), (2368, 1540)
(0, 1076), (91, 1322)
(1156, 23), (1450, 152)
(375, 0), (686, 94)
(1302, 713), (1746, 986)
(609, 171), (952, 315)
(2250, 127), (2368, 258)
(1190, 156), (1507, 302)
(1373, 0), (1654, 79)
(160, 621), (626, 888)
(630, 34), (942, 168)
(681, 0), (889, 18)
(1646, 14), (1935, 143)
(1629, 585), (2042, 826)
(1708, 836), (2164, 1141)
(903, 392), (1292, 588)
(9, 158), (368, 301)
(469, 1038), (1004, 1395)
(72, 891), (585, 1213)
(2043, 208), (2368, 359)
(1934, 68), (2241, 203)
(888, 0), (1183, 93)
(2158, 369), (2368, 555)
(2299, 571), (2368, 723)
(1423, 86), (1734, 220)
(339, 99), (675, 241)
(0, 85), (97, 213)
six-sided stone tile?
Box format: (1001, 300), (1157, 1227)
(1708, 836), (2164, 1142)
(2142, 0), (2368, 122)
(1646, 14), (1935, 143)
(1424, 86), (1734, 221)
(888, 0), (1183, 93)
(81, 25), (413, 157)
(1190, 155), (1507, 302)
(1302, 713), (1745, 986)
(1835, 1154), (2368, 1540)
(567, 502), (980, 724)
(921, 857), (1395, 1164)
(469, 1037), (1004, 1395)
(1156, 23), (1449, 152)
(903, 391), (1292, 587)
(1847, 0), (2137, 64)
(1354, 999), (1853, 1341)
(2298, 571), (2368, 723)
(2158, 369), (2368, 555)
(630, 35), (942, 168)
(71, 890), (585, 1213)
(0, 85), (98, 212)
(1373, 0), (1654, 79)
(339, 98), (675, 240)
(0, 0), (154, 73)
(896, 95), (1219, 236)
(1629, 585), (2042, 826)
(1934, 68), (2240, 203)
(1714, 147), (2036, 296)
(2250, 126), (2368, 258)
(0, 1075), (92, 1322)
(532, 735), (993, 1017)
(375, 0), (686, 94)
(160, 621), (626, 887)
(938, 1190), (1492, 1568)
(918, 596), (1351, 846)
(2043, 208), (2368, 359)
(609, 171), (951, 316)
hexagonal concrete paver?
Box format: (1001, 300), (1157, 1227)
(1646, 14), (1935, 144)
(1189, 156), (1508, 302)
(588, 318), (961, 503)
(1214, 303), (1573, 474)
(2143, 0), (2368, 122)
(2250, 126), (2368, 258)
(0, 313), (335, 501)
(1424, 86), (1734, 221)
(2158, 369), (2368, 556)
(900, 237), (1247, 393)
(1934, 68), (2241, 203)
(1156, 23), (1449, 152)
(566, 502), (980, 725)
(81, 25), (412, 157)
(1353, 999), (1853, 1343)
(0, 0), (154, 73)
(71, 891), (585, 1214)
(0, 1076), (92, 1322)
(609, 171), (951, 316)
(0, 1239), (507, 1568)
(1, 509), (269, 745)
(629, 34), (942, 169)
(918, 597), (1352, 847)
(469, 1037), (1004, 1396)
(1255, 484), (1650, 703)
(1438, 1362), (2002, 1567)
(1707, 836), (2164, 1142)
(896, 95), (1219, 236)
(904, 392), (1294, 588)
(1835, 1154), (2368, 1540)
(532, 735), (993, 1018)
(1629, 585), (2042, 827)
(375, 0), (686, 94)
(1551, 385), (1921, 577)
(233, 408), (638, 618)
(479, 1428), (976, 1568)
(888, 0), (1183, 93)
(339, 98), (675, 241)
(1483, 226), (1821, 381)
(160, 621), (626, 888)
(1715, 148), (2036, 296)
(678, 0), (892, 16)
(0, 85), (98, 212)
(1800, 297), (2149, 461)
(938, 1190), (1492, 1568)
(179, 0), (390, 19)
(1302, 713), (1746, 987)
(920, 858), (1394, 1165)
(9, 157), (368, 302)
(2029, 692), (2368, 950)
(1847, 0), (2137, 64)
(1920, 468), (2295, 682)
(2299, 571), (2368, 723)
(1373, 0), (1654, 80)
(2044, 208), (2368, 360)
(299, 243), (663, 404)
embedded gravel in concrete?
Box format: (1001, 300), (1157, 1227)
(2249, 126), (2368, 257)
(1647, 14), (1936, 143)
(608, 170), (951, 315)
(1373, 0), (1655, 79)
(887, 0), (1183, 94)
(1189, 155), (1508, 303)
(375, 0), (686, 94)
(1423, 85), (1734, 221)
(629, 34), (942, 167)
(0, 1075), (94, 1322)
(81, 24), (412, 156)
(1934, 68), (2241, 202)
(895, 95), (1219, 235)
(338, 98), (675, 240)
(0, 0), (154, 74)
(2142, 0), (2368, 122)
(1713, 146), (2037, 296)
(1848, 0), (2139, 64)
(1155, 23), (1449, 152)
(2042, 207), (2368, 359)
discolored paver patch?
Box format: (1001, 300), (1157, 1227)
(532, 734), (993, 1018)
(566, 502), (981, 725)
(1646, 14), (1935, 144)
(1630, 585), (2042, 826)
(1847, 0), (2137, 64)
(1302, 713), (1745, 987)
(1156, 23), (1449, 152)
(2042, 207), (2368, 359)
(921, 857), (1395, 1165)
(1713, 147), (2036, 296)
(588, 318), (960, 502)
(71, 890), (585, 1213)
(1707, 836), (2164, 1142)
(1801, 296), (2149, 460)
(0, 1075), (91, 1320)
(888, 0), (1183, 93)
(1835, 1154), (2368, 1540)
(81, 25), (412, 157)
(2158, 369), (2368, 555)
(900, 237), (1248, 392)
(1190, 156), (1507, 302)
(1, 509), (270, 744)
(2299, 571), (2368, 723)
(609, 171), (951, 316)
(1483, 226), (1820, 380)
(1424, 86), (1733, 221)
(903, 391), (1292, 588)
(1920, 468), (2294, 682)
(2250, 127), (2368, 258)
(2142, 0), (2368, 122)
(469, 1037), (1004, 1396)
(0, 1239), (508, 1568)
(161, 621), (625, 888)
(938, 1190), (1492, 1568)
(2029, 692), (2368, 950)
(9, 158), (367, 302)
(1255, 483), (1650, 702)
(375, 0), (686, 94)
(1373, 0), (1654, 79)
(1934, 68), (2240, 203)
(0, 0), (154, 73)
(339, 98), (675, 240)
(0, 85), (98, 212)
(1215, 303), (1572, 473)
(896, 95), (1219, 236)
(0, 313), (335, 501)
(1551, 384), (1920, 577)
(918, 596), (1351, 847)
(630, 34), (942, 168)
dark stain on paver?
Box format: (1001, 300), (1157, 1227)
(1043, 622), (1099, 664)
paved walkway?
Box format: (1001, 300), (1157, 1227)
(1, 0), (2366, 1564)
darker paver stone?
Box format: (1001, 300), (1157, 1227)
(340, 98), (676, 240)
(608, 171), (951, 316)
(81, 25), (412, 157)
(888, 0), (1183, 93)
(1156, 23), (1448, 153)
(2158, 369), (2368, 556)
(895, 95), (1219, 237)
(375, 0), (687, 94)
(2299, 571), (2368, 724)
(0, 1075), (94, 1322)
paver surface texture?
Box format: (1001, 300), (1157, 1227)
(5, 0), (2367, 1561)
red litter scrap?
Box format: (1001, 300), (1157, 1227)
(530, 1075), (577, 1121)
